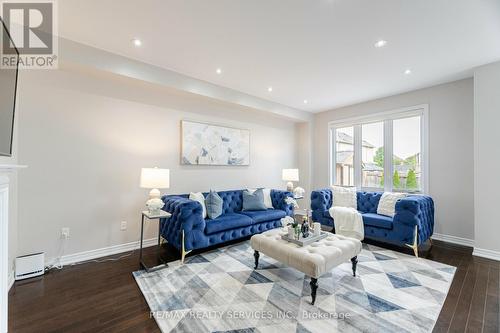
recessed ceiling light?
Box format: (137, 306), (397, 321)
(404, 69), (412, 75)
(374, 40), (387, 48)
(216, 68), (222, 74)
(268, 86), (273, 92)
(132, 38), (142, 47)
(303, 100), (308, 104)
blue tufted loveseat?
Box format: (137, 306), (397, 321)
(160, 189), (293, 262)
(311, 189), (434, 256)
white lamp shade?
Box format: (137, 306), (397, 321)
(140, 168), (170, 189)
(282, 169), (299, 182)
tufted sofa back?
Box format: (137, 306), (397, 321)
(311, 189), (383, 213)
(218, 190), (244, 214)
(171, 189), (294, 216)
(172, 190), (243, 214)
(357, 191), (383, 213)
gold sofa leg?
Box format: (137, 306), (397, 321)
(405, 225), (419, 258)
(181, 230), (192, 264)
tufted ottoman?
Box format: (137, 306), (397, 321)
(250, 228), (362, 305)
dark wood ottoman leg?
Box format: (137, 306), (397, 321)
(310, 277), (318, 305)
(351, 256), (358, 277)
(254, 250), (260, 269)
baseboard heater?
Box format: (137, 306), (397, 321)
(15, 252), (45, 280)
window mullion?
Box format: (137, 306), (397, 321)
(330, 127), (336, 186)
(384, 120), (393, 192)
(354, 125), (362, 188)
(420, 114), (428, 194)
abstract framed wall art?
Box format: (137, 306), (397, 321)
(181, 120), (250, 166)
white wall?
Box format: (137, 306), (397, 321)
(295, 121), (313, 210)
(473, 61), (500, 258)
(313, 78), (475, 241)
(16, 68), (298, 262)
(0, 98), (20, 285)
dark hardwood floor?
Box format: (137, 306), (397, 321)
(8, 238), (499, 333)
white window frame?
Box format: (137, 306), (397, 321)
(328, 104), (429, 194)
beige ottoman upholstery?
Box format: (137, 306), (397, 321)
(250, 228), (362, 305)
(251, 228), (362, 278)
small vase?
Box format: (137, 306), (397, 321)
(295, 226), (301, 240)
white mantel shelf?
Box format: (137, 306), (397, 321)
(0, 164), (28, 171)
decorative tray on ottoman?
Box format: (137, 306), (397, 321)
(281, 231), (329, 247)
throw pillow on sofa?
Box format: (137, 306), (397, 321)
(243, 189), (267, 211)
(377, 192), (407, 217)
(331, 186), (357, 209)
(247, 188), (273, 209)
(262, 188), (274, 209)
(205, 190), (223, 219)
(189, 192), (207, 218)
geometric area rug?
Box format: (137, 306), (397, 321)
(133, 241), (456, 333)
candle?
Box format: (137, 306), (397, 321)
(313, 223), (321, 236)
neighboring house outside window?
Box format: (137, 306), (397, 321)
(335, 130), (378, 187)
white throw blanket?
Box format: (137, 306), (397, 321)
(329, 206), (364, 240)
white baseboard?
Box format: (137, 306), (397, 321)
(432, 233), (499, 261)
(432, 233), (474, 247)
(47, 238), (158, 267)
(472, 247), (500, 261)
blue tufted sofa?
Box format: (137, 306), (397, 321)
(160, 189), (293, 262)
(311, 189), (434, 256)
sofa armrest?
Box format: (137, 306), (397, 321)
(160, 195), (206, 251)
(311, 189), (332, 222)
(394, 195), (434, 244)
(271, 190), (294, 216)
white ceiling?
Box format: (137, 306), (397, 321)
(59, 0), (500, 113)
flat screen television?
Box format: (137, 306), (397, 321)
(0, 16), (19, 157)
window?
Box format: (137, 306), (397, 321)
(362, 122), (384, 188)
(335, 126), (354, 186)
(329, 106), (428, 193)
(393, 116), (421, 192)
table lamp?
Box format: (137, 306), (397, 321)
(282, 168), (299, 192)
(140, 167), (170, 213)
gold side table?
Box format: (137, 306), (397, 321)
(139, 210), (171, 272)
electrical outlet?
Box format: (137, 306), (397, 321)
(61, 227), (70, 239)
(120, 221), (127, 231)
